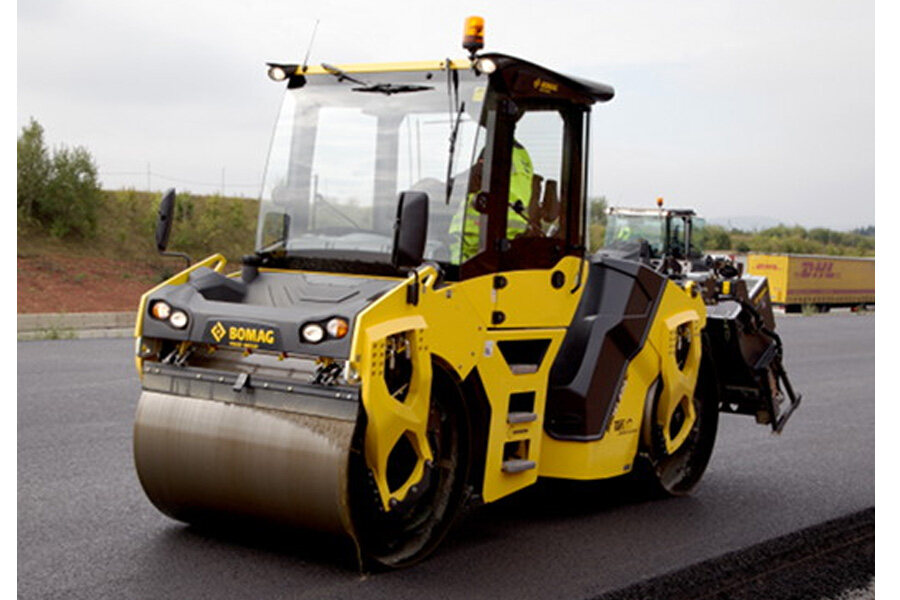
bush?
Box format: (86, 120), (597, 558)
(701, 225), (731, 251)
(17, 118), (102, 238)
(17, 118), (50, 221)
(588, 223), (606, 252)
(93, 190), (258, 263)
(589, 196), (608, 225)
(45, 146), (102, 237)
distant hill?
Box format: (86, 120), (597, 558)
(708, 216), (785, 232)
(709, 217), (874, 234)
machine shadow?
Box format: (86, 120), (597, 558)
(146, 474), (666, 575)
(451, 474), (669, 543)
(159, 518), (363, 573)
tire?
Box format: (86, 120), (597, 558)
(348, 366), (471, 569)
(639, 361), (720, 497)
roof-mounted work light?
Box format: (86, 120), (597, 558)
(267, 65), (290, 81)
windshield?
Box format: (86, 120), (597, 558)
(687, 217), (706, 257)
(257, 67), (487, 269)
(604, 213), (665, 256)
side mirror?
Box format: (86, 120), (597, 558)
(391, 191), (429, 269)
(155, 188), (191, 268)
(156, 188), (176, 252)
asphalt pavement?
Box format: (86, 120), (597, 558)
(17, 314), (874, 599)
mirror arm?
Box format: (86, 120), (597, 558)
(159, 250), (192, 270)
(405, 269), (420, 306)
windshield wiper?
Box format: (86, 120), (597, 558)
(352, 83), (433, 95)
(321, 63), (368, 86)
(445, 100), (465, 204)
(321, 63), (432, 95)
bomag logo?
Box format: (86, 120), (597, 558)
(210, 321), (227, 342)
(228, 325), (276, 345)
(533, 78), (559, 94)
(208, 321), (278, 348)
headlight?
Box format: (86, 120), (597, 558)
(326, 317), (349, 339)
(267, 66), (289, 81)
(475, 58), (496, 74)
(169, 310), (189, 329)
(301, 323), (325, 343)
(150, 301), (171, 320)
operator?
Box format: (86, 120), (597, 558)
(448, 140), (535, 264)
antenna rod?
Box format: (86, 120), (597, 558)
(301, 19), (320, 73)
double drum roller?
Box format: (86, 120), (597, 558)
(132, 18), (800, 568)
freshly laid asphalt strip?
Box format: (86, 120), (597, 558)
(595, 508), (874, 600)
(17, 314), (874, 599)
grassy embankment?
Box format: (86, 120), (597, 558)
(17, 190), (259, 314)
(18, 189), (259, 273)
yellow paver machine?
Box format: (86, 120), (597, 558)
(133, 18), (801, 568)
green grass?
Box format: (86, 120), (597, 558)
(801, 304), (819, 316)
(18, 189), (259, 266)
(32, 327), (77, 340)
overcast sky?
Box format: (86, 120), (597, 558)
(17, 0), (874, 229)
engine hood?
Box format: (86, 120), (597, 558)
(140, 269), (402, 358)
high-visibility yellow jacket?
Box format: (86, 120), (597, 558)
(449, 143), (533, 264)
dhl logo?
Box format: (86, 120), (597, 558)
(754, 263), (780, 270)
(533, 78), (559, 94)
(799, 261), (837, 279)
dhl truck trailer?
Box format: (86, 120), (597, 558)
(747, 253), (874, 313)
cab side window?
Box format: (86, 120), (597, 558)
(507, 110), (566, 244)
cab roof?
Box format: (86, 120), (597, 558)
(608, 207), (698, 218)
(277, 54), (615, 104)
(482, 53), (615, 103)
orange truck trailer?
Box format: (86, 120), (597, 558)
(747, 253), (875, 313)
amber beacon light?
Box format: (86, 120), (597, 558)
(463, 16), (485, 58)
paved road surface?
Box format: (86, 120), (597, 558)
(18, 314), (874, 599)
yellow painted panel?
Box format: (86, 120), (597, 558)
(539, 336), (659, 479)
(297, 59), (471, 76)
(477, 328), (565, 502)
(538, 279), (706, 480)
(349, 257), (586, 509)
(747, 254), (789, 303)
(494, 257), (588, 328)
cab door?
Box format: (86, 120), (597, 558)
(465, 102), (591, 502)
(491, 104), (588, 328)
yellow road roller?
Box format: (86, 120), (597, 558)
(133, 17), (801, 568)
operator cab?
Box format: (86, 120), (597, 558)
(603, 206), (709, 273)
(258, 50), (613, 280)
